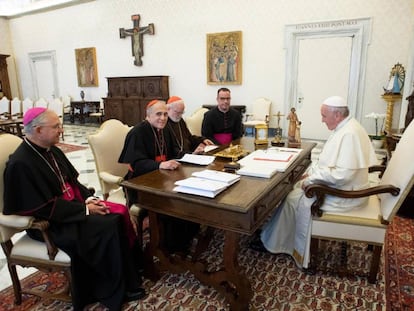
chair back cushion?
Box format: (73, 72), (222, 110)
(0, 96), (10, 118)
(0, 134), (22, 213)
(88, 119), (131, 194)
(251, 97), (271, 121)
(185, 108), (209, 136)
(22, 97), (34, 115)
(379, 121), (414, 221)
(0, 134), (24, 242)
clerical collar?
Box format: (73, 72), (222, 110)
(24, 138), (51, 153)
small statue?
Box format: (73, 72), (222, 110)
(383, 63), (405, 95)
(287, 107), (301, 148)
(287, 107), (299, 142)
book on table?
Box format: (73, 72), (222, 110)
(173, 169), (241, 198)
(237, 147), (302, 178)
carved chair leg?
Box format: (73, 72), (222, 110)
(2, 241), (22, 305)
(368, 245), (382, 284)
(305, 237), (319, 274)
(8, 263), (22, 305)
(338, 241), (348, 277)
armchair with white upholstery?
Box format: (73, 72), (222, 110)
(304, 120), (414, 283)
(243, 97), (272, 136)
(0, 134), (71, 304)
(10, 98), (22, 119)
(185, 107), (209, 136)
(89, 98), (104, 123)
(34, 97), (48, 108)
(88, 119), (146, 245)
(0, 96), (10, 119)
(48, 98), (65, 140)
(22, 97), (34, 115)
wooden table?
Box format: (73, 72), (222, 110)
(122, 139), (315, 310)
(0, 117), (23, 137)
(70, 101), (100, 123)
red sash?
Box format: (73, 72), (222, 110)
(62, 182), (136, 248)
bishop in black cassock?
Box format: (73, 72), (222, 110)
(4, 108), (145, 311)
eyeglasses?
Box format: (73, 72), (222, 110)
(219, 97), (231, 101)
(39, 123), (63, 130)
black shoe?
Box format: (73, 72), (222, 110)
(124, 288), (146, 302)
(249, 238), (268, 253)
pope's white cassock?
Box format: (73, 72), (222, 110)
(260, 116), (377, 268)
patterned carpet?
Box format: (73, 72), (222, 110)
(0, 225), (396, 311)
(384, 215), (414, 311)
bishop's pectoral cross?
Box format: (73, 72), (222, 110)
(119, 14), (154, 66)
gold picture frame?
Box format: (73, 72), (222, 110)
(75, 47), (99, 87)
(255, 124), (269, 145)
(207, 31), (242, 85)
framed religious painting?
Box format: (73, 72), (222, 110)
(75, 47), (99, 87)
(207, 31), (242, 85)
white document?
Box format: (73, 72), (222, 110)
(237, 148), (302, 177)
(177, 153), (215, 165)
(192, 169), (240, 185)
(237, 165), (278, 178)
(174, 176), (229, 198)
(204, 145), (219, 153)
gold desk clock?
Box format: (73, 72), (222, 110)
(254, 124), (269, 145)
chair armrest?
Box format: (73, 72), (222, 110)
(30, 219), (59, 260)
(369, 165), (386, 177)
(99, 171), (124, 185)
(304, 183), (400, 217)
(0, 214), (59, 260)
(0, 213), (34, 229)
(245, 113), (253, 122)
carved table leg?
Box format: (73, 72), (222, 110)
(145, 211), (253, 310)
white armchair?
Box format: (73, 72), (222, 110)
(185, 107), (209, 136)
(88, 119), (146, 245)
(305, 120), (414, 283)
(243, 97), (272, 136)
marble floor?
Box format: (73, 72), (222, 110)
(0, 122), (101, 292)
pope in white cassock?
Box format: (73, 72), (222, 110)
(254, 96), (378, 268)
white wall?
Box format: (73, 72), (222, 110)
(2, 0), (414, 135)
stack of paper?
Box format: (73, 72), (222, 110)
(177, 153), (216, 165)
(237, 148), (302, 178)
(173, 169), (241, 198)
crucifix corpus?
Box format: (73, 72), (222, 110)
(119, 14), (154, 66)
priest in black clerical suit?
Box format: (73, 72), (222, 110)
(119, 100), (200, 253)
(3, 107), (145, 311)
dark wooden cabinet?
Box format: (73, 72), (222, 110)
(103, 76), (169, 125)
(0, 55), (12, 99)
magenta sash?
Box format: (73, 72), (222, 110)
(64, 183), (136, 248)
(214, 133), (232, 145)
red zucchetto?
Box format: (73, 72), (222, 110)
(167, 96), (183, 105)
(146, 99), (160, 108)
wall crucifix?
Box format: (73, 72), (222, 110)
(119, 14), (154, 66)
